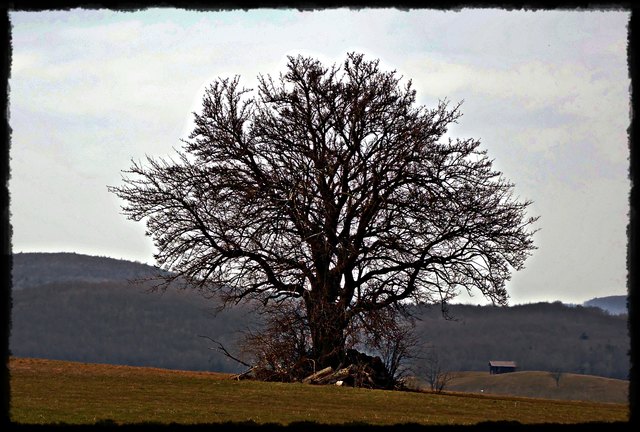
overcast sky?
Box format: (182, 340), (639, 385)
(8, 8), (630, 305)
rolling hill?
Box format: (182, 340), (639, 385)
(442, 371), (628, 404)
(11, 252), (168, 290)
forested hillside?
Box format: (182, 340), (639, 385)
(12, 252), (168, 290)
(9, 253), (630, 379)
(411, 302), (629, 379)
(11, 280), (249, 373)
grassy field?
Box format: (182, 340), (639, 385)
(441, 371), (629, 404)
(9, 357), (629, 426)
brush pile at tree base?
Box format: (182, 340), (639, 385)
(234, 349), (398, 390)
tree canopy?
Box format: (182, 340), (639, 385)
(110, 52), (538, 374)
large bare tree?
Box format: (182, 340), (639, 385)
(110, 52), (538, 371)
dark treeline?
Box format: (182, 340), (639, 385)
(10, 281), (250, 374)
(410, 302), (629, 379)
(10, 280), (629, 379)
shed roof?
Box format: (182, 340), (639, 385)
(488, 360), (517, 368)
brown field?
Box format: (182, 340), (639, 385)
(442, 370), (629, 404)
(9, 357), (629, 426)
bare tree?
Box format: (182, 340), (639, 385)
(350, 307), (420, 385)
(422, 346), (454, 393)
(109, 52), (538, 375)
(550, 369), (563, 387)
(238, 299), (313, 381)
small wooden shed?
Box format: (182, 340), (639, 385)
(488, 360), (517, 374)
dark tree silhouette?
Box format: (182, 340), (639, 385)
(109, 52), (538, 373)
(551, 369), (563, 387)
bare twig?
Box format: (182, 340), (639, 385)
(198, 334), (252, 368)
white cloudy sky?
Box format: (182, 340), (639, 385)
(8, 8), (630, 305)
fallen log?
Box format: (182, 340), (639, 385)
(316, 365), (355, 385)
(302, 366), (333, 384)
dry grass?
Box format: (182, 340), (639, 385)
(444, 370), (629, 404)
(9, 357), (629, 426)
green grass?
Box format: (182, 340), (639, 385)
(9, 357), (629, 426)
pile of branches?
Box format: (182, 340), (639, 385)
(300, 350), (396, 389)
(232, 349), (398, 390)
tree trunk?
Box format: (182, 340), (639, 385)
(307, 300), (348, 369)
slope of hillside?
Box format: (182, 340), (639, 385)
(11, 252), (168, 290)
(583, 295), (627, 315)
(442, 371), (628, 404)
(9, 357), (629, 425)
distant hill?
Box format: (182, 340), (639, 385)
(410, 301), (629, 380)
(11, 252), (168, 290)
(583, 295), (627, 316)
(9, 253), (630, 380)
